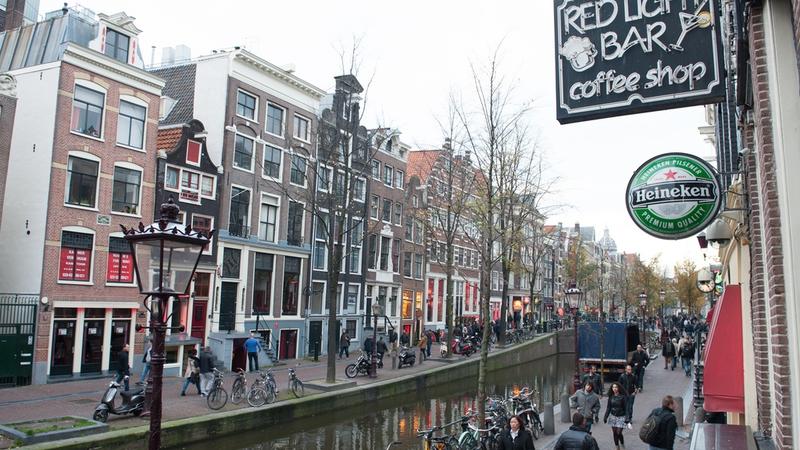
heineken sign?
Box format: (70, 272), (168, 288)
(626, 153), (722, 239)
(554, 0), (725, 124)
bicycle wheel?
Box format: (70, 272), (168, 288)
(345, 363), (358, 378)
(231, 379), (245, 404)
(207, 387), (228, 410)
(291, 379), (305, 398)
(247, 387), (268, 407)
(530, 419), (540, 440)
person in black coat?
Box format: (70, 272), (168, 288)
(630, 345), (649, 390)
(618, 364), (639, 419)
(603, 383), (629, 449)
(115, 343), (130, 391)
(554, 413), (599, 450)
(647, 396), (678, 450)
(498, 415), (535, 450)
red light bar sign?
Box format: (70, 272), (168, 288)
(60, 248), (91, 281)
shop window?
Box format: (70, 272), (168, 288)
(59, 231), (93, 282)
(107, 237), (134, 283)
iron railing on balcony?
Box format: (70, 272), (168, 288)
(228, 222), (251, 239)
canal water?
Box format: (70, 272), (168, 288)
(177, 354), (574, 450)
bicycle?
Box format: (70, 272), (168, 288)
(206, 368), (228, 410)
(247, 370), (277, 407)
(288, 367), (305, 398)
(230, 368), (246, 404)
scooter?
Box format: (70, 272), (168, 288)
(92, 376), (145, 422)
(451, 336), (476, 357)
(397, 345), (416, 368)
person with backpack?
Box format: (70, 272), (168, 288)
(640, 395), (678, 450)
(661, 338), (676, 370)
(554, 412), (600, 450)
(570, 382), (601, 432)
(679, 337), (695, 377)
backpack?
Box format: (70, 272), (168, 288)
(639, 410), (663, 444)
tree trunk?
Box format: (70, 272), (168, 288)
(445, 245), (454, 359)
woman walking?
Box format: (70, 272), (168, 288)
(603, 382), (629, 449)
(180, 349), (201, 396)
(498, 415), (535, 450)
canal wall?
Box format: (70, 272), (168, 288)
(28, 330), (574, 450)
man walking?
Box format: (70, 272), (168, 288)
(631, 344), (649, 391)
(554, 413), (600, 450)
(570, 382), (601, 432)
(581, 365), (603, 397)
(661, 338), (676, 370)
(244, 333), (261, 372)
(679, 337), (695, 377)
(376, 337), (388, 368)
(115, 343), (130, 391)
(198, 346), (215, 396)
(339, 330), (351, 359)
(619, 364), (639, 420)
(644, 395), (678, 450)
(399, 331), (410, 347)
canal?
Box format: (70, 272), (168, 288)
(177, 353), (575, 450)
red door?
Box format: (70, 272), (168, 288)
(191, 300), (207, 344)
(279, 330), (297, 360)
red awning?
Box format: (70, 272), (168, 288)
(703, 285), (744, 413)
(706, 304), (715, 325)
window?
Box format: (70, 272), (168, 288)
(455, 247), (464, 266)
(236, 90), (256, 120)
(106, 237), (133, 283)
(349, 246), (361, 274)
(379, 236), (390, 271)
(353, 178), (366, 202)
(370, 195), (379, 219)
(266, 103), (284, 137)
(389, 287), (399, 317)
(317, 166), (331, 192)
(234, 134), (254, 171)
(287, 201), (303, 246)
(382, 199), (392, 222)
(392, 238), (401, 273)
(229, 187), (250, 237)
(282, 257), (300, 315)
(71, 85), (104, 137)
(403, 252), (412, 277)
(66, 156), (98, 208)
(345, 319), (357, 340)
(290, 155), (306, 186)
(115, 100), (146, 149)
(259, 194), (279, 242)
(313, 241), (326, 271)
(384, 165), (393, 186)
(371, 160), (381, 179)
(345, 285), (358, 314)
(186, 140), (202, 166)
(395, 170), (404, 189)
(293, 115), (310, 141)
(393, 203), (403, 225)
(414, 254), (423, 279)
(412, 194), (419, 207)
(405, 220), (413, 241)
(104, 28), (129, 63)
(491, 271), (500, 291)
(59, 231), (93, 282)
(111, 166), (141, 215)
(253, 253), (273, 314)
(414, 220), (423, 244)
(367, 234), (377, 270)
(262, 144), (282, 178)
(201, 175), (215, 198)
(165, 166), (179, 190)
(180, 170), (200, 203)
(222, 248), (241, 278)
(350, 219), (363, 273)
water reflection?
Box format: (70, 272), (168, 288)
(177, 354), (574, 450)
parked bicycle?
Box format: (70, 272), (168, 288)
(230, 368), (247, 404)
(510, 387), (544, 440)
(247, 369), (277, 407)
(206, 368), (228, 410)
(288, 367), (305, 398)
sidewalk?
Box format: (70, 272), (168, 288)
(539, 357), (694, 450)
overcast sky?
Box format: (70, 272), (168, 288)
(41, 0), (716, 273)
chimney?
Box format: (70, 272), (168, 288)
(3, 0), (26, 31)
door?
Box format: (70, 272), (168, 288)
(0, 299), (36, 387)
(279, 329), (298, 360)
(220, 282), (237, 331)
(51, 321), (76, 376)
(108, 321), (130, 372)
(191, 300), (208, 343)
(232, 338), (247, 372)
(81, 320), (104, 374)
(308, 321), (322, 356)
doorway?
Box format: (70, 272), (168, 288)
(279, 329), (298, 360)
(308, 321), (322, 356)
(220, 282), (237, 331)
(108, 320), (130, 372)
(232, 338), (247, 372)
(191, 300), (208, 343)
(51, 321), (75, 376)
(81, 320), (104, 374)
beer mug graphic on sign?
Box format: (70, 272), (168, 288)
(560, 36), (597, 72)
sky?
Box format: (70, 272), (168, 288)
(39, 0), (715, 273)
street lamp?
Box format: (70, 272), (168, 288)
(638, 292), (648, 344)
(122, 198), (213, 450)
(370, 301), (384, 378)
(565, 286), (583, 392)
(659, 289), (666, 329)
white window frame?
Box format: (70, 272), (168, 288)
(70, 80), (107, 142)
(395, 169), (404, 189)
(233, 132), (256, 174)
(105, 231), (135, 287)
(317, 164), (332, 193)
(191, 213), (215, 255)
(116, 95), (148, 152)
(258, 192), (281, 244)
(228, 183), (252, 233)
(286, 200), (306, 247)
(185, 139), (203, 168)
(265, 102), (286, 138)
(370, 195), (380, 220)
(110, 161), (143, 218)
(289, 153), (307, 187)
(236, 89), (259, 122)
(353, 177), (366, 203)
(200, 174), (216, 199)
(64, 151), (101, 212)
(293, 114), (310, 143)
(371, 160), (381, 180)
(178, 167), (203, 205)
(342, 283), (360, 315)
(383, 164), (394, 187)
(262, 143), (284, 182)
(58, 226), (96, 286)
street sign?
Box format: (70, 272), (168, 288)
(626, 152), (722, 239)
(554, 0), (725, 124)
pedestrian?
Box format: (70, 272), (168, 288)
(138, 340), (151, 385)
(180, 349), (201, 396)
(388, 329), (398, 351)
(642, 395), (678, 450)
(581, 365), (603, 397)
(570, 382), (600, 432)
(418, 333), (428, 361)
(339, 330), (351, 359)
(498, 415), (536, 450)
(661, 338), (675, 370)
(376, 337), (388, 368)
(399, 331), (410, 347)
(363, 335), (374, 357)
(679, 337), (695, 377)
(604, 382), (629, 449)
(554, 413), (600, 450)
(619, 364), (639, 420)
(425, 329), (433, 357)
(244, 333), (261, 372)
(115, 343), (130, 391)
(631, 344), (649, 391)
(198, 346), (215, 396)
(493, 320), (501, 343)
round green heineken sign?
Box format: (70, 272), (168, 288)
(626, 152), (722, 240)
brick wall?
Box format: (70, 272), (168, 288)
(0, 92), (17, 231)
(748, 4), (793, 448)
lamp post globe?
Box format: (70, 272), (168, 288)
(122, 197), (213, 450)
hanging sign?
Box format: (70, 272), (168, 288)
(554, 0), (725, 124)
(626, 152), (722, 239)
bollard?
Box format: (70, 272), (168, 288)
(418, 348), (423, 365)
(543, 402), (555, 435)
(561, 394), (571, 423)
(674, 396), (685, 426)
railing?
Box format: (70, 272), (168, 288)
(228, 223), (251, 239)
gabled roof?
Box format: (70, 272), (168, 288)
(151, 63), (196, 125)
(406, 150), (441, 181)
(157, 127), (182, 151)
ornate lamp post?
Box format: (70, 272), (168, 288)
(565, 286), (583, 392)
(122, 198), (213, 450)
(638, 291), (648, 344)
(370, 302), (384, 378)
(659, 289), (666, 330)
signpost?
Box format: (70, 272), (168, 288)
(626, 152), (722, 239)
(554, 0), (725, 123)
